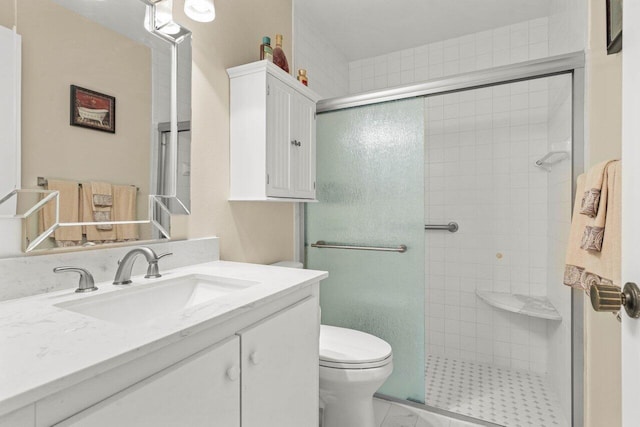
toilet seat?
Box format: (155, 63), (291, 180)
(320, 354), (392, 369)
(320, 325), (392, 369)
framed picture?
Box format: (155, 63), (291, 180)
(70, 85), (116, 133)
(606, 0), (622, 54)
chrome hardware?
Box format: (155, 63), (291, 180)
(113, 247), (173, 285)
(534, 150), (570, 172)
(590, 282), (640, 319)
(54, 266), (98, 293)
(425, 222), (459, 233)
(291, 140), (301, 147)
(310, 241), (407, 253)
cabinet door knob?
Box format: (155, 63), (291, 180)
(590, 282), (640, 318)
(249, 351), (261, 365)
(226, 366), (240, 381)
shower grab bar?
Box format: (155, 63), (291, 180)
(425, 222), (459, 233)
(310, 241), (407, 253)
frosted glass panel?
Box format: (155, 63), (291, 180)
(306, 98), (425, 401)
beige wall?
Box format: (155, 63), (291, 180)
(172, 0), (295, 264)
(0, 1), (13, 30)
(584, 0), (622, 425)
(16, 1), (151, 221)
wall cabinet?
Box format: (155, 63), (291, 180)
(228, 61), (321, 201)
(15, 295), (319, 427)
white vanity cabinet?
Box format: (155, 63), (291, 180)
(7, 289), (321, 427)
(55, 336), (241, 427)
(228, 61), (321, 201)
(240, 297), (319, 427)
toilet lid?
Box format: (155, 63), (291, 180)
(319, 325), (392, 365)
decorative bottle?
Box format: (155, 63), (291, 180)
(273, 34), (289, 73)
(297, 69), (308, 86)
(260, 36), (273, 62)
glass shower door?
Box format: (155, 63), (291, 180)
(306, 98), (425, 402)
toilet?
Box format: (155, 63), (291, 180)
(270, 261), (393, 427)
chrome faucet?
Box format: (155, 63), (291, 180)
(54, 266), (98, 293)
(113, 247), (172, 285)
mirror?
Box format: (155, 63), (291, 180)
(0, 0), (192, 254)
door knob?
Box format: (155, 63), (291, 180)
(590, 282), (640, 318)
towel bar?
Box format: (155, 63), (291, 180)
(37, 177), (139, 191)
(310, 241), (407, 253)
(425, 222), (459, 233)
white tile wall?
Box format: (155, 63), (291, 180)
(548, 0), (588, 56)
(293, 11), (349, 99)
(349, 18), (549, 95)
(424, 78), (552, 373)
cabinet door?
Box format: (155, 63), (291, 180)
(240, 297), (319, 427)
(265, 75), (292, 198)
(290, 93), (316, 199)
(54, 336), (241, 427)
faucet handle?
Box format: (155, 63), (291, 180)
(54, 266), (98, 293)
(145, 252), (173, 279)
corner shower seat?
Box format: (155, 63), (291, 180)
(476, 290), (562, 320)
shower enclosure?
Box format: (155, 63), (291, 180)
(306, 53), (583, 427)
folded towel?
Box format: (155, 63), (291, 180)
(564, 161), (621, 292)
(580, 161), (618, 252)
(113, 184), (139, 241)
(41, 179), (82, 246)
(579, 160), (616, 218)
(81, 182), (116, 242)
(90, 182), (113, 230)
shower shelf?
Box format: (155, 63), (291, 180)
(475, 290), (562, 321)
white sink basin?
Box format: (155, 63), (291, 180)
(56, 274), (259, 325)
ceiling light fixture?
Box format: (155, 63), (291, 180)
(184, 0), (216, 22)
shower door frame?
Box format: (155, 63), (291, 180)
(301, 51), (585, 426)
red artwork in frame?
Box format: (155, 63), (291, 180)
(70, 85), (116, 133)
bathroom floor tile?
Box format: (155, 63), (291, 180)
(425, 354), (568, 427)
(374, 399), (393, 425)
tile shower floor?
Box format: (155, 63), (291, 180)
(425, 355), (568, 427)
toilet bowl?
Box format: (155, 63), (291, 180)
(319, 325), (393, 427)
(269, 262), (393, 427)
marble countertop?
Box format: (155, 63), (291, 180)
(0, 261), (328, 416)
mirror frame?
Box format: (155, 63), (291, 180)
(0, 0), (193, 253)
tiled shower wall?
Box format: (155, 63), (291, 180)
(293, 9), (349, 99)
(348, 18), (549, 94)
(424, 78), (552, 373)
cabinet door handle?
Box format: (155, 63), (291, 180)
(249, 351), (261, 365)
(226, 366), (240, 381)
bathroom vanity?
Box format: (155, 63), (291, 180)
(0, 261), (327, 426)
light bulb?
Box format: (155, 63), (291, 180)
(184, 0), (215, 22)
